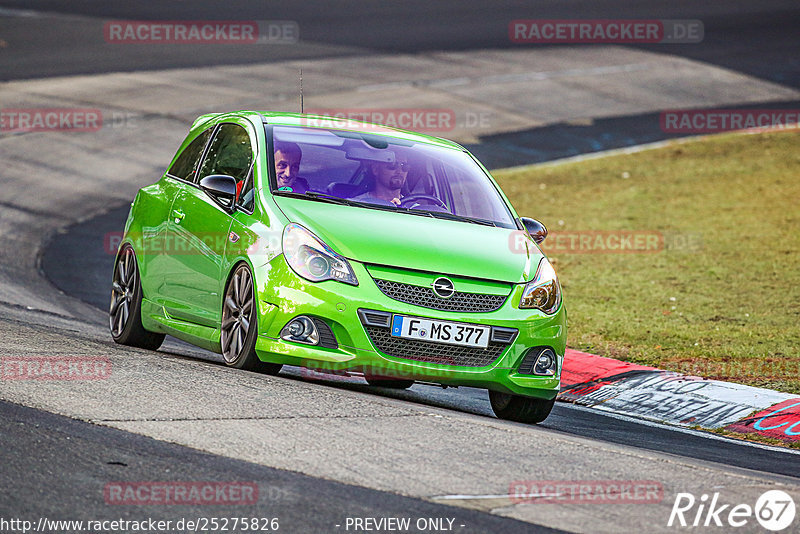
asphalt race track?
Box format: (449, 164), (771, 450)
(0, 400), (553, 534)
(1, 0), (798, 88)
(1, 2), (800, 533)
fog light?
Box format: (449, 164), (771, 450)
(517, 347), (558, 376)
(533, 348), (557, 376)
(287, 321), (304, 337)
(280, 316), (320, 345)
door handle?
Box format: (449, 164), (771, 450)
(173, 210), (185, 223)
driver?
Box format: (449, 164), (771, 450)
(352, 151), (409, 206)
(274, 141), (309, 193)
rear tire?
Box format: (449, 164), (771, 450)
(365, 378), (414, 389)
(489, 390), (554, 424)
(109, 245), (165, 350)
(221, 263), (282, 375)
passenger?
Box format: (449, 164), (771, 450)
(274, 141), (309, 192)
(351, 151), (410, 206)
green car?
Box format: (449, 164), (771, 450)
(110, 112), (566, 423)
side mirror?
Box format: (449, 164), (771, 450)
(520, 217), (547, 244)
(199, 174), (237, 209)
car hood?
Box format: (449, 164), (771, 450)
(274, 196), (541, 283)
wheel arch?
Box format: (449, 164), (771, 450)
(221, 257), (259, 315)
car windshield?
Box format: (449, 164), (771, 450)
(267, 125), (517, 228)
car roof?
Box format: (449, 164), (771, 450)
(192, 111), (465, 151)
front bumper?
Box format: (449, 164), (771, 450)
(253, 256), (566, 399)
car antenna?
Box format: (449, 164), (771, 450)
(299, 68), (304, 114)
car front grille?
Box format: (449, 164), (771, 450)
(373, 278), (508, 313)
(363, 325), (508, 368)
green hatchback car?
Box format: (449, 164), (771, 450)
(110, 112), (566, 423)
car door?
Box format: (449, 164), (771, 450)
(161, 122), (255, 327)
(138, 127), (212, 308)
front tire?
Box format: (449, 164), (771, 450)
(109, 245), (165, 350)
(489, 390), (555, 424)
(221, 263), (282, 375)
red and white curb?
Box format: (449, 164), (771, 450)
(559, 349), (800, 444)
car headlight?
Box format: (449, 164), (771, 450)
(519, 257), (561, 314)
(282, 223), (358, 286)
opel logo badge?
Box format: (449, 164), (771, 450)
(432, 277), (455, 299)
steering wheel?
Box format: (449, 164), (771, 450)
(400, 194), (448, 210)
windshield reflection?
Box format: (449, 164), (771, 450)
(268, 126), (516, 228)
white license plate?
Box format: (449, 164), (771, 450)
(391, 315), (490, 348)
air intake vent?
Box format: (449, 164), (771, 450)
(357, 309), (392, 328)
(311, 317), (338, 349)
(490, 327), (517, 344)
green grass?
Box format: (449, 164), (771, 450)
(495, 130), (800, 394)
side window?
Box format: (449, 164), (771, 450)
(197, 124), (253, 184)
(168, 128), (212, 181)
(238, 167), (256, 212)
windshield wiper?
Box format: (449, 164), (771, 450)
(304, 192), (411, 214)
(273, 190), (403, 213)
(273, 189), (353, 206)
(415, 209), (497, 227)
(304, 191), (356, 204)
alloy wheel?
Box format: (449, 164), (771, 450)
(221, 265), (254, 363)
(110, 247), (137, 338)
